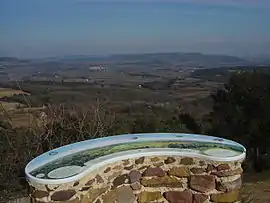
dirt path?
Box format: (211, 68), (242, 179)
(242, 171), (270, 203)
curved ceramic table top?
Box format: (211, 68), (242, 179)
(25, 133), (246, 184)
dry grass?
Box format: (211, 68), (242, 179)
(0, 101), (23, 111)
(0, 102), (116, 202)
(0, 103), (44, 128)
(0, 87), (31, 124)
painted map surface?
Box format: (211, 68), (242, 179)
(28, 134), (245, 180)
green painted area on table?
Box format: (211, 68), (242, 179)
(30, 140), (243, 179)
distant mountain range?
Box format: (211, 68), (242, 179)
(2, 52), (268, 69)
(0, 57), (31, 63)
(111, 52), (249, 66)
(45, 52), (250, 69)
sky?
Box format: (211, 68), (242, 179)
(0, 0), (270, 58)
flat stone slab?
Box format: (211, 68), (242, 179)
(102, 186), (136, 203)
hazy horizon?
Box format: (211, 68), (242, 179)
(1, 0), (270, 59)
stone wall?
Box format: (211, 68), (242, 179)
(29, 156), (243, 203)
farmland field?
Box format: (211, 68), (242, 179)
(0, 88), (29, 98)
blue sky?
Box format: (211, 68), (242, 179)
(1, 0), (270, 58)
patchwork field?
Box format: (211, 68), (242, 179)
(0, 88), (29, 98)
(0, 88), (29, 111)
(0, 88), (44, 128)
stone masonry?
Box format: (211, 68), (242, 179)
(29, 156), (243, 203)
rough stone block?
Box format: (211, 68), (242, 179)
(137, 191), (163, 203)
(113, 174), (129, 188)
(135, 157), (145, 164)
(129, 170), (141, 183)
(51, 190), (76, 201)
(210, 190), (240, 202)
(164, 190), (192, 203)
(193, 194), (208, 203)
(180, 157), (194, 165)
(143, 167), (166, 177)
(86, 187), (108, 202)
(141, 176), (183, 188)
(102, 186), (136, 203)
(211, 168), (243, 177)
(217, 177), (242, 192)
(85, 178), (95, 186)
(190, 168), (206, 174)
(95, 175), (104, 183)
(168, 166), (190, 177)
(190, 175), (215, 193)
(104, 167), (111, 173)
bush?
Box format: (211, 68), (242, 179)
(210, 70), (270, 172)
(0, 103), (115, 201)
